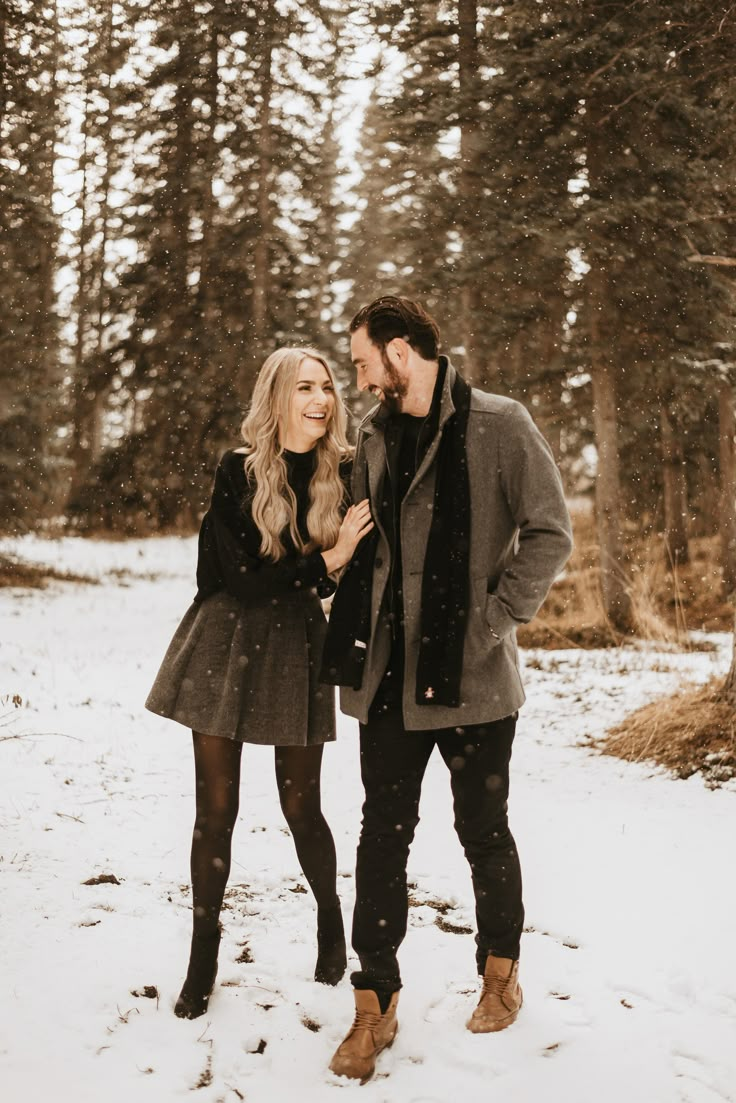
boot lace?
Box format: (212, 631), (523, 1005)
(352, 1008), (381, 1031)
(481, 973), (510, 1001)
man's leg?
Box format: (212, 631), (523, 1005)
(330, 704), (432, 1082)
(436, 714), (524, 972)
(352, 704), (434, 993)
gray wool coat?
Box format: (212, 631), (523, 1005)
(339, 361), (574, 730)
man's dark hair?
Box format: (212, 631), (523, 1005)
(349, 295), (441, 361)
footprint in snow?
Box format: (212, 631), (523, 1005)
(672, 1051), (732, 1103)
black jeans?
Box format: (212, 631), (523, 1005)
(351, 700), (524, 991)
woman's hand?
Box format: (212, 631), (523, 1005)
(321, 499), (374, 574)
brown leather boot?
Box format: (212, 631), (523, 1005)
(466, 955), (522, 1033)
(329, 989), (399, 1083)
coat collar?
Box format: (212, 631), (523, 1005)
(358, 355), (458, 439)
(360, 357), (460, 504)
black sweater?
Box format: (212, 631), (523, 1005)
(194, 448), (351, 606)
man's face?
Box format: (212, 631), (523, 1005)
(350, 326), (408, 416)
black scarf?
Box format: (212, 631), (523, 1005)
(320, 366), (472, 708)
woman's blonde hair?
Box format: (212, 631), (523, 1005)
(240, 347), (351, 560)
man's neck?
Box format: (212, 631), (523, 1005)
(402, 359), (440, 416)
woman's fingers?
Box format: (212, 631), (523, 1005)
(342, 500), (372, 532)
(352, 518), (374, 544)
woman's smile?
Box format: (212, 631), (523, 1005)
(284, 357), (336, 451)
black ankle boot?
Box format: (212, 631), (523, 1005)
(314, 904), (347, 985)
(174, 927), (221, 1019)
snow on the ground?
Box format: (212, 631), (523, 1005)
(1, 534), (735, 1103)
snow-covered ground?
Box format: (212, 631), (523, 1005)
(1, 534), (735, 1103)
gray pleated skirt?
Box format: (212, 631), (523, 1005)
(145, 589), (335, 746)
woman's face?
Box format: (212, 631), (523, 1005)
(282, 357), (336, 452)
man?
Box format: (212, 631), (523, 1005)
(321, 296), (573, 1083)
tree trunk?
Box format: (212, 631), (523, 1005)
(721, 609), (736, 706)
(660, 402), (690, 567)
(0, 8), (7, 135)
(690, 451), (717, 537)
(93, 0), (115, 365)
(65, 0), (118, 509)
(539, 379), (562, 463)
(588, 264), (632, 631)
(170, 34), (194, 309)
(719, 380), (736, 594)
(457, 0), (485, 386)
(35, 0), (59, 387)
(537, 312), (564, 462)
(66, 69), (93, 509)
(197, 18), (219, 343)
(242, 16), (273, 398)
(89, 0), (115, 463)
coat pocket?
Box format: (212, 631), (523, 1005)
(469, 576), (503, 654)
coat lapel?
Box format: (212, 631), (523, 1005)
(405, 360), (458, 499)
(362, 431), (385, 504)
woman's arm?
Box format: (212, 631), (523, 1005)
(197, 455), (331, 603)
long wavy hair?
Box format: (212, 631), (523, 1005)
(240, 347), (351, 560)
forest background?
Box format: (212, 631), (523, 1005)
(3, 0), (736, 647)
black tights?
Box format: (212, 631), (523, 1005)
(189, 731), (339, 937)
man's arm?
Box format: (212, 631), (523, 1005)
(485, 402), (574, 641)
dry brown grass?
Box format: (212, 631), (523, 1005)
(519, 507), (729, 650)
(518, 506), (618, 648)
(602, 678), (736, 784)
(0, 554), (95, 589)
(668, 536), (733, 632)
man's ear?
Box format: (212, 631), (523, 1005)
(388, 336), (410, 365)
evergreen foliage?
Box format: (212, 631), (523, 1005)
(2, 0), (735, 558)
(0, 0), (62, 530)
(66, 0), (347, 529)
(341, 1), (736, 605)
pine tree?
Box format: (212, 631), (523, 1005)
(61, 0), (134, 515)
(65, 0), (347, 530)
(345, 0), (736, 628)
(0, 0), (63, 531)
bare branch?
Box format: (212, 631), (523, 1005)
(685, 233), (736, 267)
(687, 253), (736, 267)
(583, 25), (688, 87)
(673, 212), (736, 227)
(718, 7), (736, 34)
(405, 25), (459, 50)
(594, 86), (648, 127)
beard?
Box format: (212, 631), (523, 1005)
(378, 347), (408, 416)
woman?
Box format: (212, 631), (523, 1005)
(146, 347), (373, 1019)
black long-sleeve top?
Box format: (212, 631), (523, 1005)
(194, 448), (351, 607)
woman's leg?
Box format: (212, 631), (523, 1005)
(274, 745), (337, 908)
(274, 744), (346, 983)
(176, 730), (242, 1018)
(190, 730), (243, 934)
